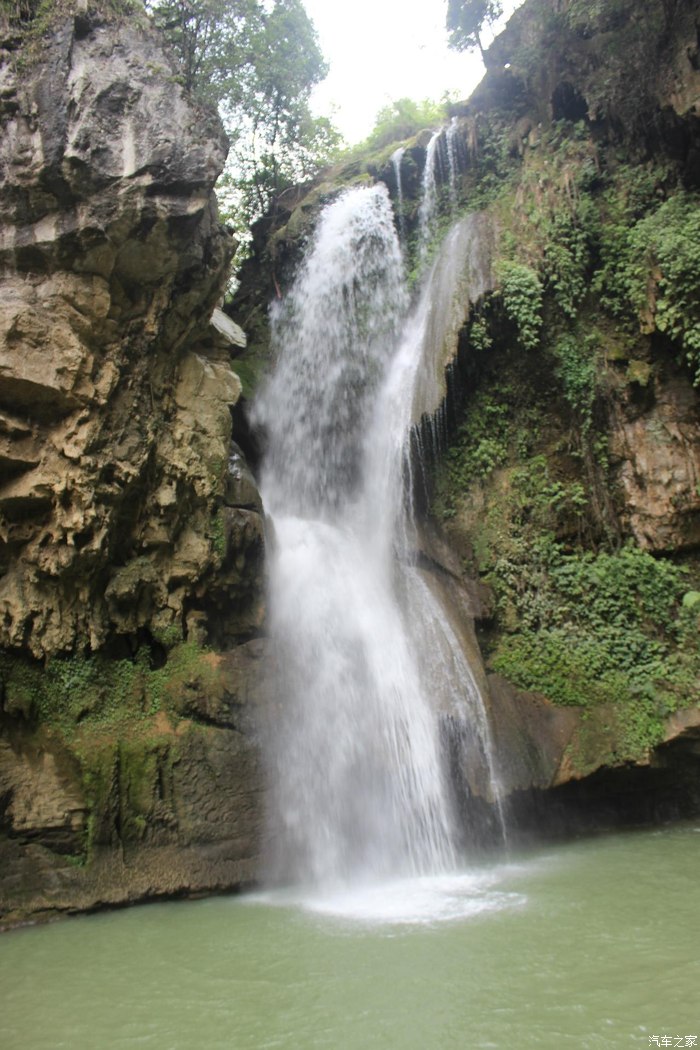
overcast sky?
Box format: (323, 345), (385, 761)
(302, 0), (525, 144)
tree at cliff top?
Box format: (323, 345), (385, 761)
(446, 0), (503, 59)
(365, 97), (451, 150)
(149, 0), (340, 242)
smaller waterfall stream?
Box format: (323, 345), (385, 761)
(390, 146), (406, 243)
(416, 124), (463, 265)
(446, 117), (460, 214)
(254, 175), (504, 907)
(416, 128), (441, 265)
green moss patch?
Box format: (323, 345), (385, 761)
(0, 640), (220, 733)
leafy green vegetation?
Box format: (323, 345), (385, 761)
(445, 0), (503, 59)
(432, 362), (546, 520)
(488, 540), (699, 760)
(497, 261), (543, 350)
(363, 97), (451, 151)
(431, 119), (700, 758)
(0, 640), (217, 733)
(146, 0), (341, 246)
(551, 330), (598, 433)
(542, 196), (596, 319)
(483, 122), (602, 348)
(490, 543), (697, 692)
(433, 353), (700, 755)
(436, 386), (700, 760)
(595, 189), (700, 384)
(459, 115), (520, 211)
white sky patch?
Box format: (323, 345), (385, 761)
(303, 0), (526, 145)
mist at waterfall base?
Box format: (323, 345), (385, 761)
(252, 168), (505, 922)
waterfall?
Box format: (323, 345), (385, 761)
(416, 128), (441, 266)
(254, 180), (503, 892)
(390, 145), (406, 243)
(416, 122), (462, 265)
(446, 117), (460, 215)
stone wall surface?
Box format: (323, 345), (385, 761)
(0, 6), (266, 657)
(0, 4), (266, 927)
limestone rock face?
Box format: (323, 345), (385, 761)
(0, 735), (86, 854)
(0, 6), (267, 927)
(610, 368), (700, 552)
(485, 0), (700, 172)
(0, 716), (265, 928)
(0, 8), (263, 657)
(485, 675), (582, 794)
(0, 638), (270, 927)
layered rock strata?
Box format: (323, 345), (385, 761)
(0, 6), (266, 654)
(0, 4), (265, 926)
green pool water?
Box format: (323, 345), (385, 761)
(2, 823), (698, 1050)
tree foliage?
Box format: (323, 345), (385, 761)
(148, 0), (258, 102)
(148, 0), (341, 237)
(364, 97), (450, 150)
(445, 0), (503, 58)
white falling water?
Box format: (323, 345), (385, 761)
(390, 145), (406, 243)
(254, 181), (503, 896)
(416, 128), (442, 267)
(446, 116), (460, 215)
(416, 122), (464, 266)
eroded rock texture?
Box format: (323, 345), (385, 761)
(0, 644), (268, 928)
(0, 6), (266, 926)
(0, 7), (263, 657)
(610, 367), (700, 552)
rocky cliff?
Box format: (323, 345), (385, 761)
(429, 0), (700, 813)
(0, 0), (266, 927)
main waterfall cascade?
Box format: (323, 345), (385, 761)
(253, 174), (504, 896)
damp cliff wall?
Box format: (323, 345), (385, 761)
(0, 0), (266, 927)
